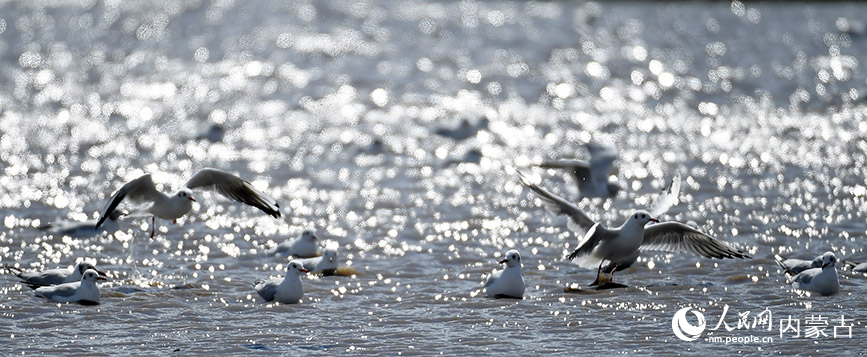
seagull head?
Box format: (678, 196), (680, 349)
(287, 261), (309, 275)
(82, 269), (107, 282)
(821, 253), (837, 269)
(77, 262), (108, 279)
(323, 248), (338, 263)
(499, 249), (522, 268)
(629, 210), (659, 225)
(176, 189), (196, 202)
(301, 228), (318, 242)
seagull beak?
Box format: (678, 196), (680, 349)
(189, 197), (197, 202)
(499, 259), (509, 264)
(96, 270), (108, 278)
(300, 268), (308, 273)
(649, 218), (659, 223)
(96, 276), (108, 281)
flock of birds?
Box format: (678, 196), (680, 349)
(4, 133), (860, 305)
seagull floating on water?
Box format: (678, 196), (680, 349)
(254, 261), (307, 304)
(434, 118), (489, 140)
(7, 262), (108, 288)
(520, 176), (748, 286)
(268, 228), (320, 258)
(538, 142), (621, 198)
(296, 248), (339, 274)
(843, 260), (867, 273)
(774, 251), (835, 275)
(787, 252), (840, 296)
(39, 211), (122, 238)
(33, 269), (107, 305)
(96, 168), (281, 238)
(484, 249), (525, 299)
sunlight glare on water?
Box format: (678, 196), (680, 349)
(0, 0), (866, 354)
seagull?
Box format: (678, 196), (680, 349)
(843, 260), (867, 273)
(774, 251), (835, 275)
(6, 262), (108, 288)
(296, 248), (339, 274)
(598, 174), (684, 274)
(434, 118), (489, 140)
(538, 142), (621, 198)
(33, 269), (107, 304)
(39, 211), (122, 238)
(95, 168), (281, 238)
(520, 177), (748, 285)
(787, 252), (840, 296)
(254, 260), (307, 304)
(484, 249), (525, 299)
(268, 228), (320, 258)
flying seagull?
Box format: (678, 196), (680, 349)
(96, 168), (281, 237)
(538, 142), (621, 198)
(520, 175), (748, 285)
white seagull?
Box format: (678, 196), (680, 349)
(774, 251), (835, 275)
(254, 260), (308, 304)
(8, 262), (108, 287)
(484, 249), (525, 299)
(521, 177), (748, 285)
(538, 142), (621, 198)
(39, 211), (122, 238)
(788, 252), (840, 296)
(296, 248), (339, 274)
(95, 168), (281, 238)
(268, 228), (320, 258)
(34, 269), (107, 305)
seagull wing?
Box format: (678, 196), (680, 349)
(484, 269), (503, 287)
(185, 168), (281, 218)
(35, 282), (79, 300)
(97, 174), (165, 228)
(587, 142), (617, 188)
(519, 174), (596, 235)
(788, 269), (815, 285)
(648, 174), (682, 217)
(539, 160), (597, 195)
(566, 223), (619, 268)
(640, 222), (750, 259)
(254, 279), (280, 302)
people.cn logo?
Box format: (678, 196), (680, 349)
(672, 307), (706, 342)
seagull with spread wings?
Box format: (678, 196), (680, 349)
(519, 173), (748, 286)
(95, 168), (281, 238)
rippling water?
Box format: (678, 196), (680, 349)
(2, 0), (867, 354)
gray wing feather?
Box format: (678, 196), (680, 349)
(254, 279), (280, 302)
(519, 174), (596, 234)
(641, 222), (750, 259)
(97, 174), (164, 228)
(35, 283), (79, 299)
(789, 270), (814, 285)
(185, 168), (281, 218)
(484, 269), (502, 287)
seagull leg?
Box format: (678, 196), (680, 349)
(590, 260), (605, 286)
(150, 216), (155, 239)
(607, 262), (619, 283)
(173, 219), (177, 224)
